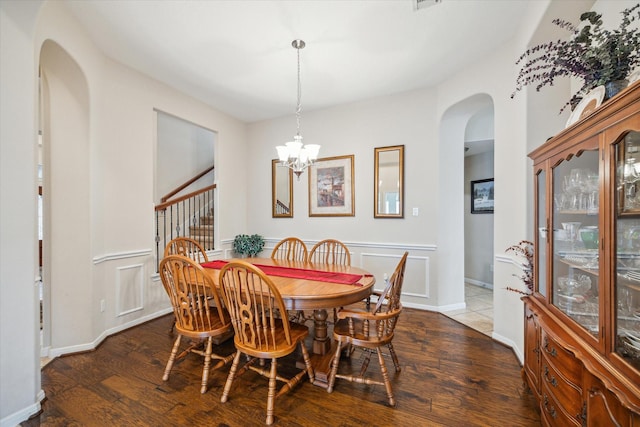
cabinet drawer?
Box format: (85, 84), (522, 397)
(542, 354), (583, 419)
(541, 329), (582, 385)
(541, 380), (583, 427)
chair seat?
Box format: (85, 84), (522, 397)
(333, 316), (395, 348)
(235, 318), (309, 359)
(175, 311), (233, 341)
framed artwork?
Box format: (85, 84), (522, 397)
(471, 178), (494, 214)
(309, 154), (355, 217)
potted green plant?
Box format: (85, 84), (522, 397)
(232, 234), (265, 258)
(511, 4), (640, 112)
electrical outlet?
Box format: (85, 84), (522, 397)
(412, 207), (419, 216)
(100, 299), (106, 312)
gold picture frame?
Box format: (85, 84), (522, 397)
(272, 159), (293, 218)
(308, 155), (355, 217)
(374, 145), (404, 218)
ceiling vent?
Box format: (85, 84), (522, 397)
(414, 0), (442, 11)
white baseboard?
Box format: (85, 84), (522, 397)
(464, 278), (493, 290)
(46, 307), (172, 358)
(492, 331), (523, 364)
(0, 394), (42, 427)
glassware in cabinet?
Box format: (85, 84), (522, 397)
(614, 131), (640, 370)
(551, 149), (600, 337)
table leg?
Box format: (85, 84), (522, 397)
(312, 309), (331, 355)
(296, 308), (338, 387)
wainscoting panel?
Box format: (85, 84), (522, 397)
(116, 263), (144, 317)
(360, 252), (429, 298)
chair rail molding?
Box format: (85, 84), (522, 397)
(93, 249), (153, 264)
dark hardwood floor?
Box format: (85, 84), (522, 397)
(23, 308), (540, 426)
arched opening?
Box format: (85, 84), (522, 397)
(438, 94), (495, 335)
(39, 40), (91, 357)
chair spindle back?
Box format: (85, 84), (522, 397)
(271, 237), (308, 262)
(164, 237), (209, 263)
(159, 255), (227, 332)
(308, 239), (351, 265)
(219, 261), (293, 350)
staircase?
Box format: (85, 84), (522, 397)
(154, 165), (216, 271)
(189, 208), (214, 248)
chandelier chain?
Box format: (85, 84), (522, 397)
(296, 45), (302, 136)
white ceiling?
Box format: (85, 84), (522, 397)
(62, 0), (533, 123)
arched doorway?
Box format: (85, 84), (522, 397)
(438, 94), (495, 335)
(39, 40), (91, 357)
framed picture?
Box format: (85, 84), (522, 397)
(471, 178), (494, 214)
(309, 154), (355, 217)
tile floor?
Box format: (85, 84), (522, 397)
(444, 283), (494, 336)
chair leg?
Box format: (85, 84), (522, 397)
(376, 347), (396, 407)
(359, 349), (372, 377)
(387, 342), (401, 373)
(299, 341), (315, 384)
(326, 339), (343, 393)
(266, 358), (277, 426)
(221, 351), (242, 403)
(200, 337), (213, 394)
(163, 334), (182, 381)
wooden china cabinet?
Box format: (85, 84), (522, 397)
(525, 81), (640, 426)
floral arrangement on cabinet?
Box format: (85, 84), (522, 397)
(505, 240), (534, 296)
(511, 4), (640, 113)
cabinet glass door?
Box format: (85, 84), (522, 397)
(552, 150), (600, 336)
(536, 170), (547, 297)
(614, 131), (640, 369)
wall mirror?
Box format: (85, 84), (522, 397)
(272, 159), (293, 218)
(374, 145), (404, 218)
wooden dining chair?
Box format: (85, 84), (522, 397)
(326, 251), (408, 406)
(305, 238), (351, 323)
(271, 237), (308, 262)
(218, 261), (315, 425)
(164, 237), (211, 333)
(164, 236), (209, 263)
(308, 238), (351, 266)
(158, 255), (235, 394)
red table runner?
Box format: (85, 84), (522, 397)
(202, 260), (365, 286)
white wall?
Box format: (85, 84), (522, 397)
(1, 2), (42, 425)
(156, 111), (216, 203)
(247, 88), (439, 309)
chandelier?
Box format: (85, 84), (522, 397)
(276, 39), (320, 180)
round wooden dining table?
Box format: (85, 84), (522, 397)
(201, 257), (376, 386)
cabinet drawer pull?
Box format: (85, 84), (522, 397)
(543, 337), (557, 357)
(543, 366), (558, 387)
(543, 394), (558, 419)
